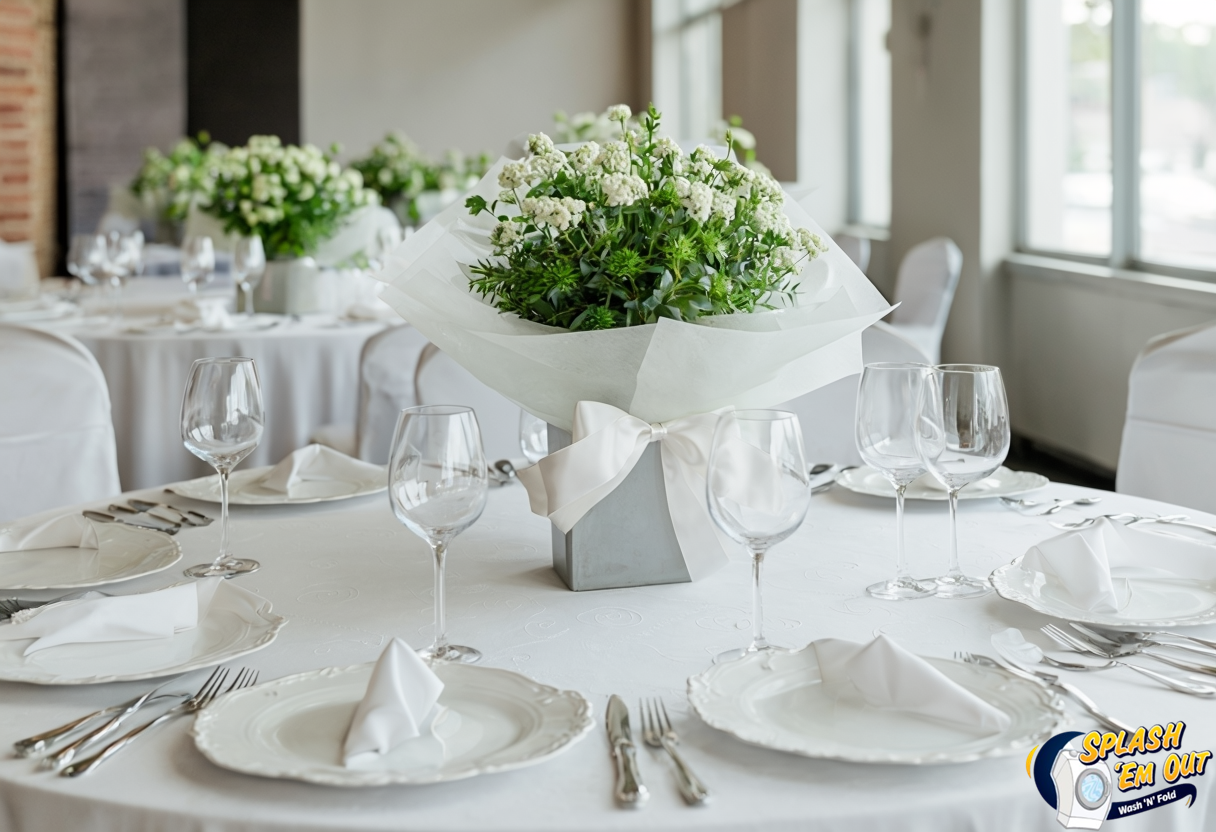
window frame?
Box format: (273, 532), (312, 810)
(1016, 0), (1216, 282)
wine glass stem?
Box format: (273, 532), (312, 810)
(894, 484), (911, 579)
(431, 539), (449, 656)
(946, 488), (962, 579)
(749, 547), (768, 651)
(244, 284), (254, 318)
(214, 467), (231, 568)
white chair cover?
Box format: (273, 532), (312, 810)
(0, 239), (39, 300)
(835, 233), (871, 274)
(777, 322), (932, 467)
(0, 325), (120, 522)
(888, 237), (962, 363)
(1116, 321), (1216, 512)
(414, 344), (523, 462)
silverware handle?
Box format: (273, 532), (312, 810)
(1141, 647), (1216, 677)
(660, 737), (710, 806)
(1162, 632), (1216, 652)
(1056, 681), (1134, 734)
(13, 704), (123, 757)
(612, 742), (648, 808)
(1117, 662), (1215, 696)
(60, 708), (180, 777)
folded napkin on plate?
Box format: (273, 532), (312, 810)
(259, 444), (384, 497)
(0, 513), (98, 552)
(174, 297), (233, 331)
(343, 638), (445, 766)
(0, 578), (221, 655)
(813, 635), (1011, 734)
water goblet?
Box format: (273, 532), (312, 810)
(66, 234), (105, 287)
(519, 411), (548, 465)
(181, 236), (215, 294)
(856, 362), (935, 600)
(914, 364), (1010, 599)
(180, 357), (264, 578)
(233, 235), (266, 317)
(388, 405), (488, 664)
(706, 409), (810, 663)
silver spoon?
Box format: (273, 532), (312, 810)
(82, 510), (178, 535)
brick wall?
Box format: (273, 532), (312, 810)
(0, 0), (54, 277)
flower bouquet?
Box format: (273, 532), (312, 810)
(351, 133), (490, 227)
(130, 133), (227, 239)
(376, 104), (891, 589)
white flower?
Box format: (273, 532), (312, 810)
(490, 221), (521, 248)
(670, 157), (684, 176)
(568, 142), (601, 173)
(600, 172), (648, 207)
(377, 167), (394, 186)
(651, 136), (680, 159)
(771, 246), (799, 271)
(606, 104), (632, 122)
(712, 190), (736, 223)
(752, 201), (792, 236)
(672, 177), (691, 198)
(298, 182), (316, 201)
(754, 174), (784, 203)
(527, 132), (556, 156)
(597, 141), (631, 174)
(521, 196), (580, 231)
(498, 161), (531, 189)
(497, 189), (518, 204)
(528, 150), (567, 179)
(691, 158), (714, 178)
(681, 181), (713, 223)
(691, 144), (719, 163)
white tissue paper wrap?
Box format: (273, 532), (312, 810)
(813, 635), (1011, 735)
(0, 513), (99, 552)
(0, 578), (221, 655)
(259, 444), (385, 498)
(343, 638), (445, 766)
(1020, 517), (1216, 613)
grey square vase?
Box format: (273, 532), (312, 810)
(548, 425), (692, 591)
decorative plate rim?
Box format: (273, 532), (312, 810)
(836, 466), (1049, 501)
(0, 522), (182, 591)
(167, 465), (387, 505)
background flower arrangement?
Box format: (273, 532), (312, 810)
(202, 136), (377, 259)
(350, 132), (490, 226)
(130, 132), (227, 224)
(465, 104), (827, 331)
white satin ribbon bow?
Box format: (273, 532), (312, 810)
(515, 401), (729, 581)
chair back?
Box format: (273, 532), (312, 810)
(835, 233), (871, 274)
(0, 324), (120, 521)
(1116, 321), (1216, 511)
(414, 344), (522, 462)
(888, 237), (962, 363)
(778, 322), (932, 468)
(353, 324), (432, 463)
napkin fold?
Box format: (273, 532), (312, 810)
(0, 578), (221, 655)
(0, 513), (99, 552)
(813, 635), (1011, 735)
(173, 297), (233, 331)
(258, 444), (384, 498)
(343, 638), (445, 766)
(1021, 519), (1134, 612)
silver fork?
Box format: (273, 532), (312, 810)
(1000, 496), (1102, 515)
(955, 651), (1134, 733)
(638, 699), (710, 806)
(1041, 625), (1216, 696)
(60, 668), (257, 777)
(1054, 624), (1216, 677)
(1076, 622), (1216, 654)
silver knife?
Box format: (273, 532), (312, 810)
(606, 695), (648, 809)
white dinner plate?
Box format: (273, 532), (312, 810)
(991, 555), (1216, 630)
(836, 466), (1048, 501)
(0, 580), (286, 685)
(192, 663), (595, 787)
(688, 648), (1064, 765)
(0, 522), (181, 591)
(168, 464), (387, 505)
(0, 299), (77, 323)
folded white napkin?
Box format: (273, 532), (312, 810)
(259, 444), (384, 498)
(174, 297), (233, 331)
(343, 638), (445, 766)
(0, 578), (221, 655)
(0, 514), (98, 552)
(813, 635), (1011, 735)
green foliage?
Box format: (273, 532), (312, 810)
(350, 133), (490, 224)
(130, 132), (226, 222)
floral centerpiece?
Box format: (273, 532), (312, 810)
(375, 104), (890, 590)
(350, 133), (490, 226)
(552, 105), (638, 144)
(130, 133), (227, 235)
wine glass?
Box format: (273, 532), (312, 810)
(855, 363), (935, 600)
(180, 357), (264, 578)
(233, 236), (266, 318)
(66, 234), (105, 287)
(388, 405), (488, 663)
(914, 364), (1010, 599)
(181, 236), (215, 294)
(519, 411), (548, 465)
(706, 409), (810, 663)
(103, 231), (143, 323)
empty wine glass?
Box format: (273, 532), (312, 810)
(233, 235), (266, 317)
(388, 405), (488, 663)
(180, 357), (264, 578)
(181, 236), (215, 294)
(103, 231), (142, 323)
(66, 234), (105, 287)
(519, 411), (548, 465)
(706, 409), (810, 663)
(914, 364), (1010, 599)
(855, 363), (935, 600)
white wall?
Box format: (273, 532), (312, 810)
(301, 0), (636, 160)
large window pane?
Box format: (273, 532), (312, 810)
(1025, 0), (1112, 256)
(1140, 0), (1216, 268)
(855, 0), (890, 228)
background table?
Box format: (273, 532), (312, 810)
(0, 480), (1211, 831)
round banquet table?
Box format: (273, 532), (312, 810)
(37, 313), (387, 491)
(0, 481), (1213, 832)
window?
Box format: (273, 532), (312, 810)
(1021, 0), (1216, 275)
(848, 0), (891, 229)
(652, 0), (724, 143)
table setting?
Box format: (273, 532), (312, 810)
(2, 106), (1214, 832)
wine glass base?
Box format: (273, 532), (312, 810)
(866, 577), (935, 600)
(933, 574), (992, 599)
(714, 643), (787, 665)
(184, 559), (260, 579)
(420, 644), (481, 664)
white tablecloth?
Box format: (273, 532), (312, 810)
(0, 482), (1211, 831)
(39, 313), (385, 490)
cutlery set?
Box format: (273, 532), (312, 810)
(1000, 496), (1102, 515)
(606, 695), (709, 808)
(82, 500), (213, 536)
(12, 666), (257, 777)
